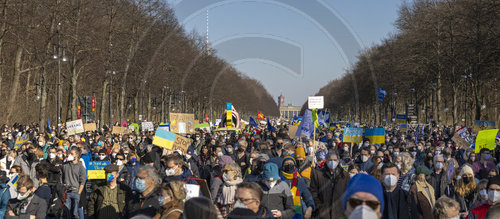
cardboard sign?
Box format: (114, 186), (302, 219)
(87, 161), (111, 180)
(473, 120), (496, 133)
(452, 134), (470, 149)
(83, 123), (97, 132)
(456, 127), (474, 143)
(170, 113), (197, 134)
(184, 184), (200, 200)
(112, 126), (128, 135)
(141, 122), (154, 131)
(343, 127), (363, 143)
(288, 125), (299, 139)
(152, 129), (192, 154)
(14, 133), (30, 148)
(475, 129), (499, 153)
(308, 96), (324, 109)
(66, 119), (85, 135)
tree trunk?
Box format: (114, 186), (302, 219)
(452, 87), (458, 126)
(147, 92), (151, 120)
(100, 80), (108, 127)
(70, 65), (78, 120)
(134, 93), (139, 122)
(6, 46), (24, 123)
(39, 68), (48, 132)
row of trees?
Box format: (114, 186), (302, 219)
(0, 0), (279, 127)
(311, 0), (499, 126)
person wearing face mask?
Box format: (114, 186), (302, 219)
(127, 165), (161, 217)
(37, 136), (50, 160)
(257, 162), (294, 219)
(12, 147), (40, 186)
(5, 133), (15, 149)
(215, 162), (244, 217)
(381, 163), (418, 219)
(233, 140), (250, 174)
(432, 196), (460, 219)
(244, 154), (269, 183)
(114, 153), (131, 186)
(88, 164), (132, 219)
(228, 182), (274, 219)
(294, 146), (314, 186)
(469, 175), (500, 219)
(472, 148), (496, 179)
(355, 147), (374, 172)
(342, 173), (384, 219)
(5, 176), (47, 218)
(409, 166), (436, 219)
(163, 154), (195, 184)
(0, 171), (11, 219)
(95, 149), (110, 161)
(429, 154), (450, 199)
(154, 181), (186, 219)
(310, 151), (350, 219)
(279, 156), (315, 219)
(62, 148), (86, 218)
(395, 152), (415, 192)
(448, 165), (477, 218)
(470, 179), (489, 210)
(183, 148), (200, 178)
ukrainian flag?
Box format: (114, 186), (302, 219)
(153, 129), (176, 150)
(365, 128), (385, 144)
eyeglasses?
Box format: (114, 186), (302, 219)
(222, 169), (233, 173)
(348, 198), (380, 210)
(236, 198), (256, 204)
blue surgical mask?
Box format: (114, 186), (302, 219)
(158, 195), (168, 206)
(107, 173), (114, 182)
(135, 179), (147, 192)
(130, 158), (137, 163)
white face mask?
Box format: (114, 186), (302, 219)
(327, 160), (339, 170)
(99, 155), (106, 160)
(393, 152), (399, 156)
(49, 153), (56, 159)
(417, 146), (422, 150)
(470, 157), (476, 162)
(38, 142), (44, 147)
(489, 190), (500, 203)
(67, 155), (75, 162)
(17, 192), (30, 200)
(265, 180), (277, 189)
(233, 200), (248, 209)
(227, 148), (233, 153)
(217, 152), (224, 157)
(361, 155), (369, 163)
(57, 154), (63, 158)
(185, 154), (192, 160)
(410, 152), (417, 157)
(223, 173), (232, 182)
(383, 174), (398, 188)
(349, 204), (378, 219)
(165, 167), (176, 176)
(370, 150), (375, 155)
(116, 160), (123, 166)
(479, 189), (488, 200)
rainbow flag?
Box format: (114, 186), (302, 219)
(152, 128), (177, 150)
(365, 128), (385, 144)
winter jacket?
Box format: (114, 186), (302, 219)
(12, 154), (39, 186)
(309, 166), (350, 219)
(0, 184), (10, 219)
(88, 183), (132, 219)
(125, 162), (140, 190)
(257, 179), (295, 219)
(382, 186), (418, 219)
(5, 193), (47, 219)
(157, 201), (183, 219)
(429, 170), (449, 199)
(127, 186), (161, 218)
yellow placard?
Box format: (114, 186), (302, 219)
(87, 170), (106, 180)
(475, 129), (499, 153)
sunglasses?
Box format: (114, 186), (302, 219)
(348, 198), (380, 210)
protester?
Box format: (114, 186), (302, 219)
(228, 182), (273, 218)
(63, 147), (87, 219)
(6, 176), (47, 218)
(429, 154), (449, 199)
(0, 171), (10, 218)
(342, 173), (384, 218)
(410, 165), (436, 219)
(154, 180), (186, 219)
(280, 155), (315, 219)
(216, 162), (243, 217)
(433, 196), (460, 219)
(469, 175), (500, 219)
(257, 162), (294, 218)
(381, 163), (418, 219)
(128, 165), (162, 217)
(183, 196), (218, 219)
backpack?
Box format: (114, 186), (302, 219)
(46, 182), (66, 217)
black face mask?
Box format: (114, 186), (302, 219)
(283, 164), (295, 174)
(463, 176), (473, 184)
(27, 152), (37, 162)
(254, 161), (265, 173)
(296, 160), (304, 167)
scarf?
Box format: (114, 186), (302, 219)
(219, 177), (243, 205)
(281, 171), (302, 215)
(416, 180), (435, 207)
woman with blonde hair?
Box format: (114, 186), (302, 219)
(216, 162), (243, 217)
(433, 196), (460, 219)
(396, 152), (416, 191)
(154, 180), (187, 219)
(451, 165), (477, 217)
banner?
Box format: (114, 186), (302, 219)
(169, 113), (197, 134)
(153, 129), (193, 153)
(343, 127), (363, 143)
(456, 127), (474, 143)
(141, 122), (154, 132)
(364, 128), (385, 144)
(473, 120), (496, 133)
(87, 161), (111, 179)
(395, 114), (407, 124)
(83, 123), (97, 132)
(452, 134), (469, 149)
(112, 126), (128, 135)
(66, 119), (84, 135)
(14, 133), (30, 148)
(474, 129), (499, 153)
(288, 125), (299, 139)
(195, 123), (210, 132)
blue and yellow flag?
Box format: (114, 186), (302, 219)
(365, 128), (385, 144)
(153, 128), (177, 150)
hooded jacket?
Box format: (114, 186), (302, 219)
(257, 179), (295, 219)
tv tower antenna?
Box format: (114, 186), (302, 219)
(206, 8), (210, 55)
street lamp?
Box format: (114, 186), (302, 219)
(52, 22), (67, 127)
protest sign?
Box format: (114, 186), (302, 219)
(169, 113), (197, 134)
(365, 128), (385, 144)
(87, 161), (111, 180)
(343, 127), (363, 143)
(474, 129), (499, 153)
(395, 114), (407, 124)
(83, 123), (97, 132)
(141, 122), (154, 131)
(288, 125), (299, 139)
(14, 133), (30, 148)
(195, 123), (210, 132)
(452, 134), (470, 149)
(473, 120), (496, 133)
(112, 126), (128, 135)
(152, 128), (192, 154)
(159, 123), (170, 132)
(400, 123), (408, 132)
(66, 119), (84, 135)
(129, 123), (140, 132)
(456, 127), (474, 143)
(308, 96), (324, 109)
(184, 184), (200, 200)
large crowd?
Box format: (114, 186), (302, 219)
(0, 121), (499, 219)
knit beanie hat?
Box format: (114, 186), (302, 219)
(342, 173), (384, 214)
(295, 147), (306, 159)
(281, 156), (297, 167)
(461, 165), (474, 176)
(263, 162), (280, 181)
(488, 175), (500, 188)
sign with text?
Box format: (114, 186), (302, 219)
(343, 127), (363, 143)
(152, 128), (192, 154)
(395, 114), (407, 124)
(169, 113), (197, 134)
(66, 119), (84, 135)
(141, 122), (154, 132)
(474, 129), (499, 153)
(112, 126), (128, 135)
(473, 120), (496, 133)
(308, 96), (324, 109)
(452, 134), (470, 149)
(87, 161), (110, 180)
(456, 127), (474, 143)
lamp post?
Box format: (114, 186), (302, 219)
(109, 71), (116, 128)
(52, 23), (67, 127)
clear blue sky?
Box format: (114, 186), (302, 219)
(167, 0), (403, 106)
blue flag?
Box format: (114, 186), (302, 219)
(415, 125), (420, 142)
(296, 110), (314, 139)
(267, 118), (275, 132)
(377, 87), (387, 103)
(46, 119), (52, 133)
(249, 117), (258, 128)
